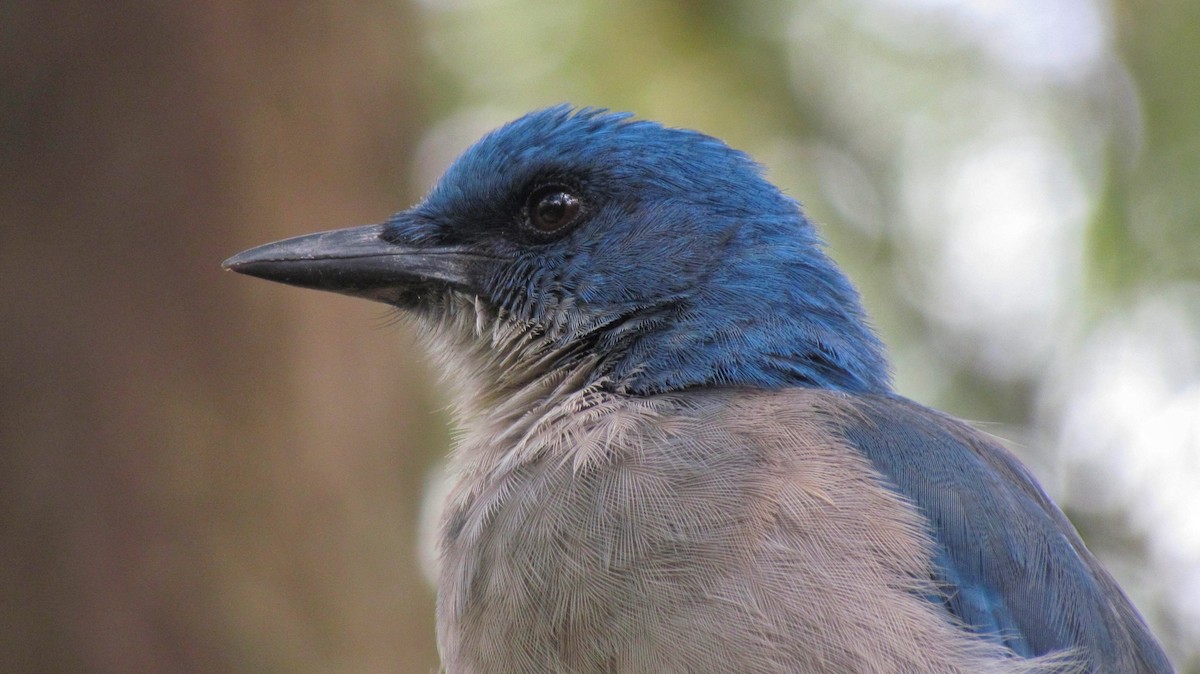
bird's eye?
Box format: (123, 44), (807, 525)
(527, 186), (582, 234)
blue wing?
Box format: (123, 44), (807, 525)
(837, 394), (1172, 673)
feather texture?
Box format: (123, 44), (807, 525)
(437, 387), (1081, 673)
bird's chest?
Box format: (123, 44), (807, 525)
(435, 446), (657, 672)
(432, 403), (761, 673)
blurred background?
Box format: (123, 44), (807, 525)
(2, 1), (1197, 672)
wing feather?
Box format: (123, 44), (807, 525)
(833, 394), (1172, 673)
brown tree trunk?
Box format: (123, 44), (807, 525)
(0, 4), (441, 672)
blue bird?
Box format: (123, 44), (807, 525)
(225, 107), (1172, 673)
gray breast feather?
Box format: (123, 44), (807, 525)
(434, 388), (1078, 674)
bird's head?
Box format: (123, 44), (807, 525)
(225, 107), (890, 408)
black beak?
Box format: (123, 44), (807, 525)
(223, 216), (496, 306)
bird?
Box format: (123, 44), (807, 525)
(224, 106), (1173, 673)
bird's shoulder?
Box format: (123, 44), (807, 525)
(779, 389), (1172, 673)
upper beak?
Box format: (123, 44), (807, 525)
(222, 216), (495, 306)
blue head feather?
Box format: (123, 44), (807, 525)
(389, 106), (891, 395)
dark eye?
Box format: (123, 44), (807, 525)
(527, 186), (582, 234)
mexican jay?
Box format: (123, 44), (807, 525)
(225, 107), (1172, 673)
